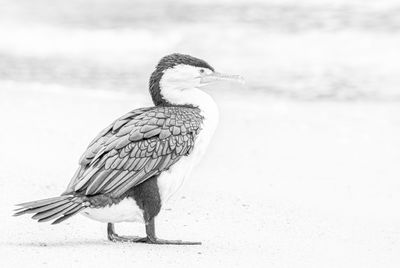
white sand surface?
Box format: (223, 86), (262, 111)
(0, 82), (399, 267)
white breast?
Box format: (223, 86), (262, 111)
(157, 89), (219, 204)
(81, 197), (144, 223)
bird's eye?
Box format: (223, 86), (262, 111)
(199, 69), (205, 74)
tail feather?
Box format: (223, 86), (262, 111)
(51, 205), (84, 224)
(16, 196), (70, 208)
(32, 202), (76, 220)
(13, 199), (70, 216)
(14, 196), (86, 224)
(38, 203), (82, 223)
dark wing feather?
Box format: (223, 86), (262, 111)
(63, 106), (203, 198)
(64, 107), (152, 192)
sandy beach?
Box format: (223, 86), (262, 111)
(1, 82), (399, 267)
(1, 0), (400, 266)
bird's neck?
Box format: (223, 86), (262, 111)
(158, 83), (219, 156)
(161, 83), (218, 115)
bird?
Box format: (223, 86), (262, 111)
(14, 53), (243, 245)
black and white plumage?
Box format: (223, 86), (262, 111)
(14, 53), (242, 244)
(66, 106), (203, 198)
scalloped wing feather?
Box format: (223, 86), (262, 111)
(63, 106), (203, 197)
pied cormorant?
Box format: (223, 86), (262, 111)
(14, 53), (243, 245)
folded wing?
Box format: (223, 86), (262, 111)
(64, 106), (203, 198)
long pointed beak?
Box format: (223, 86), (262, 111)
(200, 72), (245, 85)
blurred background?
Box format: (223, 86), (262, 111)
(1, 0), (400, 267)
(1, 0), (400, 100)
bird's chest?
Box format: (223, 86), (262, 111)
(157, 105), (219, 204)
(156, 151), (199, 204)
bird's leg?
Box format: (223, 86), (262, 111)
(141, 218), (201, 245)
(107, 223), (146, 243)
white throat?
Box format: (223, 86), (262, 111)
(160, 72), (219, 119)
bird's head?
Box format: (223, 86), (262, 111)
(149, 53), (243, 106)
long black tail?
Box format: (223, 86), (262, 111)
(14, 195), (86, 224)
